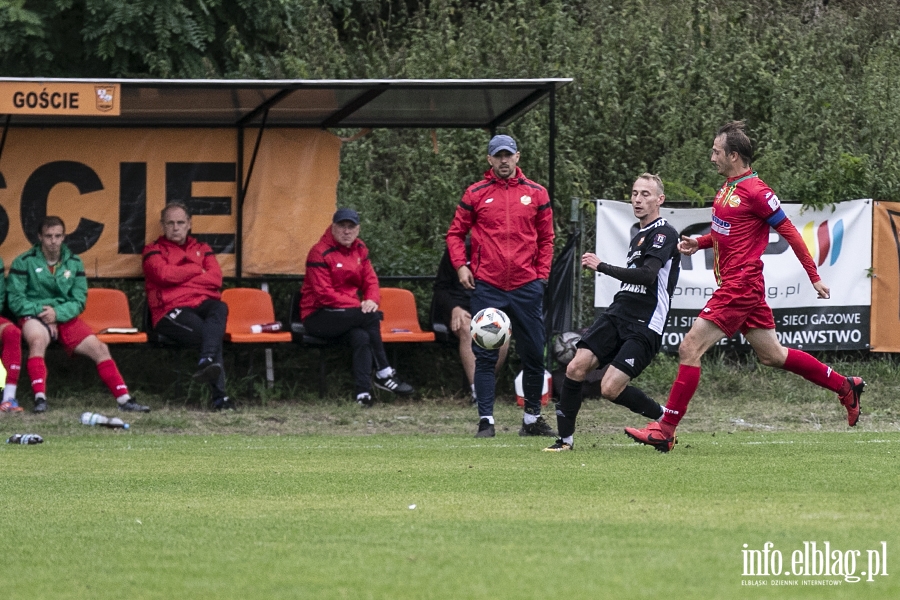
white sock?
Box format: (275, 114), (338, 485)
(3, 384), (17, 403)
(470, 384), (477, 401)
(480, 415), (494, 425)
(357, 392), (370, 400)
(35, 393), (46, 401)
(562, 436), (574, 445)
(376, 367), (393, 379)
(523, 412), (539, 425)
(116, 394), (131, 405)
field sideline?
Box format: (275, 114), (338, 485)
(1, 399), (897, 599)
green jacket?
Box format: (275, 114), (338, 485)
(7, 244), (87, 323)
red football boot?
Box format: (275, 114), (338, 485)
(838, 376), (865, 427)
(624, 421), (677, 453)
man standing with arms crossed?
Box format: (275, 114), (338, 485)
(626, 121), (865, 452)
(545, 174), (679, 451)
(447, 134), (555, 438)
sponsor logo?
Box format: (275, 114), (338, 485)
(801, 219), (844, 266)
(520, 195), (532, 205)
(768, 194), (781, 211)
(485, 198), (494, 204)
(336, 262), (343, 268)
(741, 541), (889, 584)
(625, 358), (635, 367)
(95, 86), (115, 112)
(711, 214), (731, 236)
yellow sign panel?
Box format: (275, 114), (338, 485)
(0, 83), (121, 116)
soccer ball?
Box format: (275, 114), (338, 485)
(553, 331), (582, 365)
(470, 307), (511, 350)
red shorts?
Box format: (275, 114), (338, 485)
(0, 316), (12, 328)
(699, 279), (775, 338)
(19, 316), (95, 354)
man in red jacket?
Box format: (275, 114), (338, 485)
(447, 135), (556, 438)
(301, 208), (414, 407)
(143, 202), (231, 410)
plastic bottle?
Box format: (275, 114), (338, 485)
(6, 434), (43, 444)
(250, 321), (282, 333)
(80, 412), (130, 429)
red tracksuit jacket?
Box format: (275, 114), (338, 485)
(446, 166), (554, 291)
(142, 236), (222, 326)
(300, 227), (380, 321)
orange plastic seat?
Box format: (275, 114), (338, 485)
(222, 288), (291, 343)
(379, 288), (436, 343)
(80, 288), (148, 343)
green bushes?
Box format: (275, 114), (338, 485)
(3, 0), (899, 273)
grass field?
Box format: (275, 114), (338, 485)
(1, 396), (898, 600)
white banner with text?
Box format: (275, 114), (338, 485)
(594, 199), (873, 351)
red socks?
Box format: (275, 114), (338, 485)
(782, 348), (845, 393)
(97, 359), (129, 399)
(1, 325), (21, 385)
(661, 364), (701, 428)
(27, 357), (47, 395)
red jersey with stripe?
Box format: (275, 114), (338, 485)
(708, 170), (784, 286)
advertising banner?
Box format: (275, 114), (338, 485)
(0, 127), (339, 277)
(870, 201), (900, 351)
(594, 199), (872, 351)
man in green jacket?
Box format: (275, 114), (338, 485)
(7, 216), (149, 414)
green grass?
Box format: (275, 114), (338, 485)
(1, 403), (898, 599)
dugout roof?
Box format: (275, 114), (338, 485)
(0, 77), (571, 129)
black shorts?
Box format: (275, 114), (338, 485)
(576, 313), (662, 379)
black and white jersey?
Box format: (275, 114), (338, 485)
(605, 217), (681, 334)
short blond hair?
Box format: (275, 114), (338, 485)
(636, 173), (664, 196)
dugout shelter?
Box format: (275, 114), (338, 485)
(0, 77), (571, 279)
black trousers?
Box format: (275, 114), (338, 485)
(154, 299), (228, 398)
(303, 307), (389, 395)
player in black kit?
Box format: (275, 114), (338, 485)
(544, 173), (681, 451)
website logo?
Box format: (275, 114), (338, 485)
(741, 541), (888, 585)
(801, 219), (844, 266)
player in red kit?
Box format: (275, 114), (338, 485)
(625, 121), (865, 452)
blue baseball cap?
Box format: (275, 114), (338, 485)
(487, 134), (518, 156)
(332, 208), (360, 225)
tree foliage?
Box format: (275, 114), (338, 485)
(2, 0), (899, 273)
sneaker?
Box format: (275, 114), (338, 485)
(118, 398), (150, 412)
(624, 421), (677, 453)
(33, 398), (48, 413)
(0, 400), (23, 413)
(192, 359), (223, 385)
(543, 438), (573, 452)
(519, 415), (557, 437)
(838, 376), (865, 427)
(356, 393), (373, 408)
(373, 371), (415, 396)
(212, 396), (234, 411)
(475, 418), (495, 438)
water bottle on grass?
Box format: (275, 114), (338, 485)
(81, 412), (130, 429)
(7, 434), (43, 444)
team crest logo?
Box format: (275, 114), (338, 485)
(95, 86), (115, 112)
(637, 236), (645, 246)
(520, 195), (532, 205)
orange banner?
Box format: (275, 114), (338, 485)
(0, 128), (339, 277)
(870, 201), (900, 351)
(0, 82), (120, 116)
